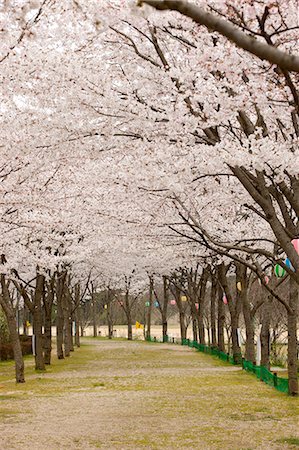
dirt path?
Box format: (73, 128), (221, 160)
(0, 339), (298, 449)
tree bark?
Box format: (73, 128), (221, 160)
(43, 277), (54, 365)
(288, 277), (298, 396)
(197, 268), (208, 345)
(33, 274), (45, 371)
(162, 276), (168, 342)
(146, 275), (154, 340)
(0, 275), (25, 383)
(260, 295), (272, 369)
(74, 284), (80, 347)
(210, 275), (217, 348)
(56, 273), (65, 359)
(217, 284), (225, 352)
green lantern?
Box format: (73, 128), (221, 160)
(274, 264), (285, 278)
(145, 301), (150, 307)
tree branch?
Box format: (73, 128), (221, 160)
(137, 0), (299, 72)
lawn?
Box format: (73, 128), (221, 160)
(0, 339), (298, 449)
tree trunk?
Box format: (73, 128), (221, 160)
(56, 274), (65, 360)
(217, 285), (225, 352)
(288, 277), (298, 396)
(197, 268), (208, 345)
(74, 284), (80, 347)
(92, 289), (97, 338)
(146, 276), (154, 340)
(43, 278), (54, 365)
(22, 305), (29, 336)
(33, 274), (45, 371)
(127, 311), (132, 341)
(179, 311), (187, 340)
(260, 296), (272, 369)
(192, 315), (198, 342)
(0, 275), (25, 383)
(63, 294), (72, 357)
(162, 276), (168, 342)
(242, 295), (255, 363)
(43, 313), (52, 365)
(210, 276), (217, 348)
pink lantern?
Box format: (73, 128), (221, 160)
(292, 238), (299, 254)
(223, 295), (228, 305)
(170, 299), (176, 305)
(264, 275), (269, 285)
(195, 303), (199, 310)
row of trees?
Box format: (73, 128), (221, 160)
(0, 0), (298, 394)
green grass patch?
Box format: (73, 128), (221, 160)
(277, 437), (299, 446)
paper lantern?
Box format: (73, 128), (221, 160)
(285, 258), (294, 271)
(274, 264), (285, 278)
(292, 238), (299, 254)
(236, 282), (242, 292)
(145, 301), (150, 307)
(264, 275), (269, 285)
(181, 295), (187, 302)
(170, 299), (176, 305)
(223, 295), (228, 305)
(154, 301), (159, 307)
(104, 304), (108, 309)
(195, 303), (199, 310)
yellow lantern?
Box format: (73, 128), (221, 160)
(181, 295), (187, 302)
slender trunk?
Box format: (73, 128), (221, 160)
(217, 285), (225, 352)
(127, 311), (132, 340)
(33, 274), (45, 371)
(74, 284), (80, 347)
(261, 296), (272, 369)
(179, 311), (187, 340)
(43, 278), (54, 365)
(210, 277), (217, 348)
(197, 268), (208, 345)
(43, 314), (52, 365)
(0, 275), (25, 383)
(56, 274), (65, 359)
(192, 315), (198, 342)
(219, 263), (242, 363)
(162, 276), (168, 342)
(22, 305), (29, 336)
(288, 277), (298, 396)
(243, 296), (255, 363)
(231, 314), (242, 364)
(146, 276), (154, 340)
(92, 290), (97, 338)
(63, 295), (72, 357)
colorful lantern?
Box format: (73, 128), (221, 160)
(274, 264), (285, 278)
(285, 258), (294, 271)
(170, 299), (176, 305)
(154, 301), (159, 307)
(223, 295), (228, 305)
(145, 301), (150, 307)
(292, 238), (299, 254)
(181, 295), (187, 302)
(104, 304), (108, 309)
(236, 282), (242, 292)
(195, 303), (199, 310)
(264, 275), (269, 285)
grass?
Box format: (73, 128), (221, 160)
(277, 437), (299, 447)
(0, 338), (298, 449)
